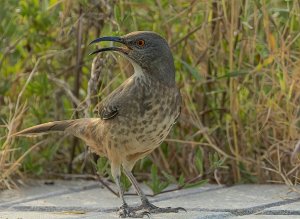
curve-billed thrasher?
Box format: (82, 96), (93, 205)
(16, 31), (184, 218)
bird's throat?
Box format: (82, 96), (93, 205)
(131, 61), (175, 87)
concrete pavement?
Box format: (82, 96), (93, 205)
(1, 180), (300, 218)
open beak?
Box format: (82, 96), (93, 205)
(89, 36), (129, 55)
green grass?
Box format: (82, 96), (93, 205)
(1, 0), (300, 191)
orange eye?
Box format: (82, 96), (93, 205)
(137, 40), (145, 47)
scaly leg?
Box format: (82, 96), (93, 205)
(123, 168), (186, 214)
(111, 163), (149, 218)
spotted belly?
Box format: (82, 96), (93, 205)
(135, 94), (179, 148)
(135, 112), (176, 148)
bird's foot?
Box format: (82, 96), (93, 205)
(118, 203), (150, 218)
(135, 200), (186, 214)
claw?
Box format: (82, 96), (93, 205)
(142, 211), (151, 218)
(136, 200), (186, 215)
(177, 207), (187, 212)
(118, 204), (151, 218)
(118, 204), (128, 218)
(149, 206), (186, 214)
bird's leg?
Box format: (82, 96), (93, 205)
(112, 164), (149, 218)
(115, 175), (127, 207)
(123, 168), (186, 214)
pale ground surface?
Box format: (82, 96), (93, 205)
(1, 180), (300, 219)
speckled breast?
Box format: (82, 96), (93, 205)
(127, 76), (181, 149)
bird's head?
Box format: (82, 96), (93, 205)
(89, 31), (175, 85)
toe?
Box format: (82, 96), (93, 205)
(118, 205), (151, 218)
(148, 206), (186, 214)
(141, 211), (151, 218)
(176, 207), (187, 212)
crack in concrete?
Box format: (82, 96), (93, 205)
(1, 184), (300, 217)
(5, 196), (300, 216)
(0, 183), (100, 208)
(0, 184), (222, 210)
(261, 210), (300, 215)
(2, 206), (110, 212)
(149, 186), (225, 203)
(186, 196), (300, 216)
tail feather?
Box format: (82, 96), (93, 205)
(15, 120), (75, 136)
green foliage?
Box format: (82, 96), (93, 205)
(120, 173), (132, 192)
(195, 148), (204, 175)
(96, 157), (110, 177)
(1, 0), (300, 191)
(183, 179), (208, 189)
(146, 164), (169, 195)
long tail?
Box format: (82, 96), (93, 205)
(15, 118), (101, 137)
(15, 120), (77, 136)
(14, 118), (102, 150)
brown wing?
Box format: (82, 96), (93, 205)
(99, 105), (119, 120)
(173, 89), (182, 124)
(93, 76), (135, 120)
(94, 95), (119, 120)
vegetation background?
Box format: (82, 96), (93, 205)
(1, 0), (300, 192)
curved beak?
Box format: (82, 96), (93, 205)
(89, 36), (129, 55)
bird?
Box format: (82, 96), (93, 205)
(15, 31), (184, 218)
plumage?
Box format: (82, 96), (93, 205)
(15, 31), (184, 218)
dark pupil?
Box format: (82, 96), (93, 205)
(139, 41), (143, 45)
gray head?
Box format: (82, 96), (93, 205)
(90, 31), (175, 86)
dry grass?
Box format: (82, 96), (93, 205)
(1, 0), (300, 190)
